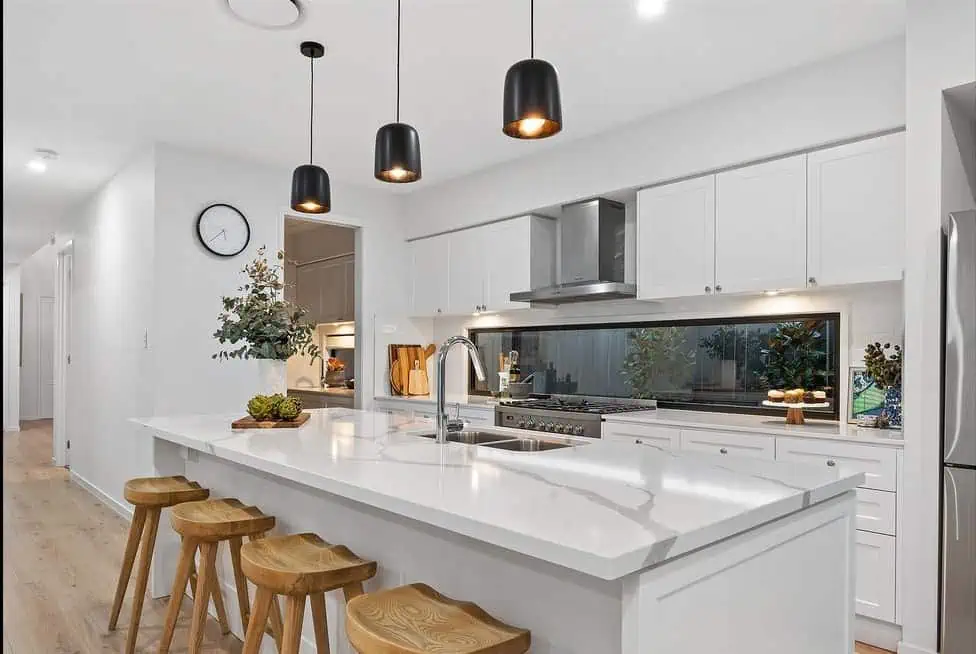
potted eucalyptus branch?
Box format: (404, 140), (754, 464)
(863, 342), (903, 428)
(213, 246), (320, 393)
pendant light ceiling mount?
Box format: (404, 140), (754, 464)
(291, 39), (331, 213)
(503, 0), (562, 139)
(374, 0), (422, 183)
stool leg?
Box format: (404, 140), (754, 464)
(158, 536), (197, 654)
(206, 542), (231, 635)
(282, 595), (306, 654)
(342, 581), (365, 603)
(250, 532), (285, 650)
(229, 536), (251, 629)
(186, 542), (198, 600)
(108, 505), (147, 630)
(188, 541), (218, 654)
(309, 592), (330, 654)
(124, 507), (161, 654)
(242, 586), (274, 654)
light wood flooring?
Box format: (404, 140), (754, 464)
(3, 420), (893, 653)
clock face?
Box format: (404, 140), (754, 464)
(196, 203), (250, 257)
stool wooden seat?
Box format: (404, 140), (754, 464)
(109, 476), (209, 654)
(158, 498), (278, 654)
(345, 583), (530, 654)
(239, 533), (377, 654)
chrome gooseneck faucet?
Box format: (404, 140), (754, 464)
(435, 336), (488, 443)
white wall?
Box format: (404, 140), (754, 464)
(402, 38), (906, 238)
(68, 147), (156, 515)
(18, 242), (57, 420)
(3, 268), (22, 430)
(902, 1), (976, 653)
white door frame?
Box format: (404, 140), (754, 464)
(53, 242), (73, 467)
(280, 209), (364, 409)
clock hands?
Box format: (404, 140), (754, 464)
(208, 229), (227, 244)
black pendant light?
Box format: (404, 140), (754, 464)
(291, 41), (331, 213)
(503, 0), (562, 139)
(374, 0), (421, 183)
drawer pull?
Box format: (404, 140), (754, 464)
(635, 439), (643, 445)
(719, 447), (728, 454)
(826, 459), (837, 467)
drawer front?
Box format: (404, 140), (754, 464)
(855, 530), (896, 622)
(856, 488), (897, 536)
(680, 429), (775, 460)
(602, 423), (680, 451)
(776, 437), (897, 491)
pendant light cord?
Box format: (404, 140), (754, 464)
(396, 0), (401, 123)
(530, 0), (534, 58)
(309, 55), (314, 164)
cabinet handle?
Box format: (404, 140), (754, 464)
(436, 308), (442, 314)
(705, 286), (712, 294)
(808, 277), (817, 286)
(719, 447), (728, 454)
(715, 285), (723, 293)
(826, 459), (836, 467)
(635, 439), (643, 445)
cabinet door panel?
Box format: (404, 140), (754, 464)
(343, 258), (356, 322)
(715, 155), (807, 293)
(602, 421), (680, 451)
(855, 531), (896, 622)
(485, 218), (531, 312)
(448, 229), (485, 314)
(807, 133), (905, 286)
(317, 260), (346, 323)
(679, 428), (775, 460)
(637, 177), (716, 299)
(296, 264), (321, 323)
(776, 437), (897, 491)
(411, 236), (450, 316)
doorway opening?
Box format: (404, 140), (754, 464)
(283, 217), (358, 410)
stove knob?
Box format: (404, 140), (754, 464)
(573, 425), (584, 436)
(544, 422), (555, 432)
(526, 419), (536, 429)
(554, 424), (565, 434)
(516, 419), (526, 429)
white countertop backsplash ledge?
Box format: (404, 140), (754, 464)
(134, 409), (863, 580)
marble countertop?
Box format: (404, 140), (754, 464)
(605, 409), (904, 447)
(133, 408), (862, 580)
(289, 386), (355, 398)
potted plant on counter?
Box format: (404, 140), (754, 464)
(863, 342), (903, 428)
(213, 246), (320, 393)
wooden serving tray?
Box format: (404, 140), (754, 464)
(231, 412), (311, 429)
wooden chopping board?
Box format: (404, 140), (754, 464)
(388, 344), (436, 395)
(231, 412), (311, 429)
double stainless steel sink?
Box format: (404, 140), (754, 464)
(414, 430), (582, 452)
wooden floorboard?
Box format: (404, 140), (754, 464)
(2, 420), (892, 653)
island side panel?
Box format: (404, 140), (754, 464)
(622, 491), (857, 654)
(179, 446), (625, 654)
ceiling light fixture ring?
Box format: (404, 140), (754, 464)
(223, 0), (304, 31)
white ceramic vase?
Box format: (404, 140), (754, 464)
(258, 358), (287, 395)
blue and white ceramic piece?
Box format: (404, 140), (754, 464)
(882, 386), (902, 428)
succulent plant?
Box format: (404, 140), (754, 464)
(277, 397), (303, 420)
(247, 394), (275, 420)
(267, 393), (286, 418)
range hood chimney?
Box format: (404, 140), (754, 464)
(510, 198), (635, 305)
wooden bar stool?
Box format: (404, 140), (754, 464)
(109, 475), (209, 654)
(157, 498), (277, 654)
(239, 532), (377, 654)
(346, 583), (530, 654)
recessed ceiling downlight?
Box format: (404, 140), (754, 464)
(225, 0), (302, 30)
(27, 148), (58, 173)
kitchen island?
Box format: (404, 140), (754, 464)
(136, 408), (862, 653)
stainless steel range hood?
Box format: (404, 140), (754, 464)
(510, 198), (635, 305)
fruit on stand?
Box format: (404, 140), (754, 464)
(277, 397), (303, 420)
(247, 395), (275, 420)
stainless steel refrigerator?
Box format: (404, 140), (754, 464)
(941, 210), (976, 653)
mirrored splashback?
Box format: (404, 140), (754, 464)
(470, 313), (840, 418)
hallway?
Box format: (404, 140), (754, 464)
(2, 420), (238, 653)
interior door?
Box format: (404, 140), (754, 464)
(39, 297), (55, 418)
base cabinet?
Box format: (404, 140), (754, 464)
(855, 531), (896, 623)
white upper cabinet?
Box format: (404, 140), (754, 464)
(807, 133), (905, 286)
(715, 154), (808, 294)
(448, 228), (486, 314)
(410, 235), (450, 316)
(485, 216), (556, 312)
(637, 176), (716, 300)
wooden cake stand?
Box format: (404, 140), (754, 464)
(762, 401), (830, 425)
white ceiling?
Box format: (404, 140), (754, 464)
(2, 0), (905, 264)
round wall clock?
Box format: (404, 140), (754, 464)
(196, 203), (250, 257)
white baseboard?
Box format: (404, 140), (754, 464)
(69, 470), (133, 521)
(897, 642), (938, 654)
(4, 425), (21, 432)
(856, 615), (902, 651)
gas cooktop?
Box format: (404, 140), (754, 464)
(499, 398), (646, 414)
(495, 396), (657, 438)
